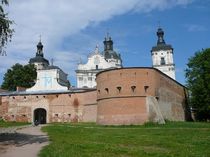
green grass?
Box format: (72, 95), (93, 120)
(40, 122), (210, 157)
(0, 119), (30, 127)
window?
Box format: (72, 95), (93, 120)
(160, 57), (165, 65)
(98, 90), (100, 94)
(79, 77), (83, 81)
(88, 77), (92, 81)
(144, 86), (149, 93)
(96, 65), (98, 69)
(105, 88), (109, 94)
(131, 86), (136, 93)
(116, 86), (122, 93)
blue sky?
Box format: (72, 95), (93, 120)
(0, 0), (210, 86)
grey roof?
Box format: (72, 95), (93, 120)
(151, 44), (173, 51)
(103, 50), (121, 60)
(44, 65), (67, 76)
(29, 56), (49, 64)
(45, 65), (61, 70)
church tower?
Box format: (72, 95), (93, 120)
(76, 34), (122, 88)
(151, 27), (175, 79)
(29, 40), (49, 70)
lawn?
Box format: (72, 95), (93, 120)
(40, 122), (210, 157)
(0, 119), (30, 128)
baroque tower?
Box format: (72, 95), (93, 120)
(151, 27), (175, 79)
(29, 40), (49, 70)
(76, 34), (122, 88)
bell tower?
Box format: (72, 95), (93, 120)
(151, 27), (175, 80)
(29, 39), (49, 70)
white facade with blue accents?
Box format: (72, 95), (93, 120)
(27, 68), (68, 91)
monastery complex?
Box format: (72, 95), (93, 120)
(0, 28), (191, 125)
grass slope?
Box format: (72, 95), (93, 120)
(40, 122), (210, 157)
(0, 120), (29, 127)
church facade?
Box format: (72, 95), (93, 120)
(76, 35), (122, 88)
(0, 28), (191, 125)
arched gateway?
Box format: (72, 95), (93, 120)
(34, 108), (47, 124)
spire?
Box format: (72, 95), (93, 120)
(36, 37), (44, 57)
(51, 58), (54, 65)
(103, 32), (113, 51)
(157, 27), (165, 45)
(94, 44), (99, 54)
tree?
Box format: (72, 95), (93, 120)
(0, 0), (14, 55)
(1, 63), (37, 91)
(185, 48), (210, 121)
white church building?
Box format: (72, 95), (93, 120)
(75, 35), (122, 88)
(27, 41), (70, 92)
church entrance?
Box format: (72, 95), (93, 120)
(34, 108), (47, 124)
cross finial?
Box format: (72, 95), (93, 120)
(79, 57), (82, 64)
(157, 20), (161, 28)
(39, 35), (42, 42)
(95, 44), (99, 54)
(106, 28), (110, 39)
(51, 58), (54, 65)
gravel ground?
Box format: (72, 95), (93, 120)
(0, 125), (49, 157)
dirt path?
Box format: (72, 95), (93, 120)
(0, 125), (49, 157)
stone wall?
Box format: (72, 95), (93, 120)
(0, 90), (97, 123)
(96, 67), (189, 125)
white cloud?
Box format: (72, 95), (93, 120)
(0, 0), (193, 85)
(185, 24), (207, 32)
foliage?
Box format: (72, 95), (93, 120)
(0, 119), (29, 127)
(40, 122), (210, 157)
(1, 63), (37, 91)
(0, 0), (14, 54)
(185, 48), (210, 121)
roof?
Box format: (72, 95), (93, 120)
(29, 56), (49, 64)
(151, 44), (173, 51)
(103, 50), (121, 60)
(43, 65), (67, 76)
(0, 88), (96, 96)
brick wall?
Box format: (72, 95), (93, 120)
(96, 67), (188, 125)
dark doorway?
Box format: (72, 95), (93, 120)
(34, 108), (47, 124)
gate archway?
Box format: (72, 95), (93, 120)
(34, 108), (47, 124)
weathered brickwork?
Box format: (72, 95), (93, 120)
(0, 67), (190, 125)
(96, 67), (190, 125)
(0, 90), (97, 123)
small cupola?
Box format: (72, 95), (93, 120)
(103, 34), (113, 51)
(157, 27), (165, 45)
(36, 41), (44, 57)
